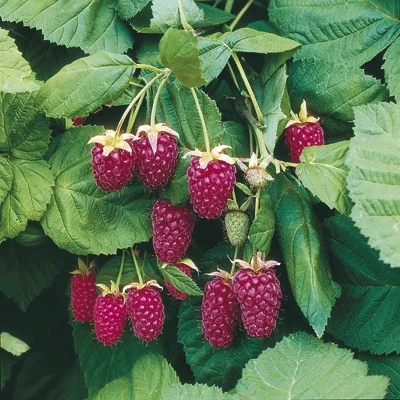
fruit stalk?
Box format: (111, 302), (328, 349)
(130, 247), (144, 285)
(190, 87), (211, 153)
(150, 70), (172, 131)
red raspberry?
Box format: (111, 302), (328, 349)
(233, 257), (282, 338)
(126, 284), (165, 342)
(201, 274), (240, 347)
(151, 199), (196, 264)
(187, 157), (236, 219)
(164, 263), (192, 300)
(89, 130), (137, 192)
(134, 125), (179, 188)
(72, 117), (87, 126)
(284, 100), (324, 163)
(93, 292), (126, 346)
(70, 271), (97, 323)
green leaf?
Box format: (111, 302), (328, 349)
(383, 37), (400, 102)
(346, 102), (400, 268)
(0, 27), (40, 92)
(0, 0), (134, 54)
(297, 141), (352, 215)
(160, 266), (202, 296)
(220, 121), (250, 159)
(117, 0), (150, 20)
(36, 51), (135, 118)
(324, 214), (400, 355)
(0, 332), (30, 356)
(222, 27), (301, 55)
(177, 299), (272, 391)
(40, 126), (155, 255)
(132, 354), (180, 400)
(160, 28), (206, 88)
(232, 331), (389, 400)
(151, 79), (223, 150)
(1, 350), (16, 390)
(287, 59), (389, 136)
(0, 157), (12, 205)
(72, 320), (161, 398)
(162, 383), (230, 400)
(248, 189), (275, 253)
(0, 240), (65, 311)
(269, 0), (400, 67)
(358, 353), (400, 400)
(267, 172), (341, 337)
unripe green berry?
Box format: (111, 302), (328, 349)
(224, 210), (250, 246)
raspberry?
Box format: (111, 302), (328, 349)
(187, 155), (236, 219)
(70, 271), (97, 323)
(126, 284), (165, 342)
(152, 199), (196, 264)
(224, 210), (250, 246)
(233, 256), (282, 338)
(93, 292), (126, 346)
(164, 263), (192, 300)
(284, 100), (324, 163)
(201, 274), (240, 347)
(72, 117), (87, 126)
(89, 130), (137, 192)
(134, 125), (179, 188)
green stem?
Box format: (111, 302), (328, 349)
(150, 71), (171, 130)
(126, 90), (146, 134)
(225, 0), (234, 13)
(115, 250), (126, 288)
(231, 52), (265, 126)
(254, 187), (261, 219)
(133, 63), (164, 74)
(229, 0), (254, 31)
(230, 246), (239, 276)
(254, 127), (269, 159)
(130, 247), (144, 285)
(114, 72), (164, 138)
(190, 87), (211, 153)
(178, 0), (192, 31)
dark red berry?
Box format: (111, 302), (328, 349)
(165, 263), (192, 300)
(126, 286), (165, 342)
(201, 276), (240, 347)
(72, 117), (87, 126)
(152, 199), (196, 264)
(187, 158), (236, 219)
(93, 293), (126, 345)
(233, 267), (282, 338)
(70, 272), (96, 322)
(284, 121), (324, 163)
(91, 141), (137, 191)
(134, 131), (178, 188)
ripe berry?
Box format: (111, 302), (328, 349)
(233, 255), (282, 338)
(88, 130), (137, 192)
(93, 290), (126, 346)
(164, 263), (193, 300)
(134, 124), (179, 188)
(224, 210), (250, 246)
(201, 273), (240, 347)
(152, 199), (196, 264)
(126, 284), (165, 342)
(284, 100), (325, 163)
(72, 117), (87, 126)
(70, 269), (97, 323)
(186, 146), (236, 219)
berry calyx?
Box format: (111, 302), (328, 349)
(88, 130), (137, 192)
(237, 153), (274, 189)
(233, 254), (282, 338)
(70, 258), (97, 323)
(124, 281), (165, 342)
(201, 271), (240, 347)
(185, 146), (236, 219)
(134, 124), (179, 188)
(284, 100), (325, 163)
(93, 281), (126, 346)
(152, 198), (196, 264)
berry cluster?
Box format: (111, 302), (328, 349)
(201, 254), (282, 347)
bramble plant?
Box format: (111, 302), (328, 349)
(0, 0), (399, 399)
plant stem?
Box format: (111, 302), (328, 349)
(133, 63), (164, 74)
(254, 187), (261, 219)
(229, 0), (254, 31)
(230, 246), (239, 276)
(225, 0), (234, 13)
(126, 90), (146, 134)
(130, 247), (144, 285)
(190, 87), (211, 153)
(150, 71), (171, 130)
(231, 52), (265, 127)
(115, 250), (125, 288)
(115, 72), (163, 138)
(178, 0), (192, 31)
